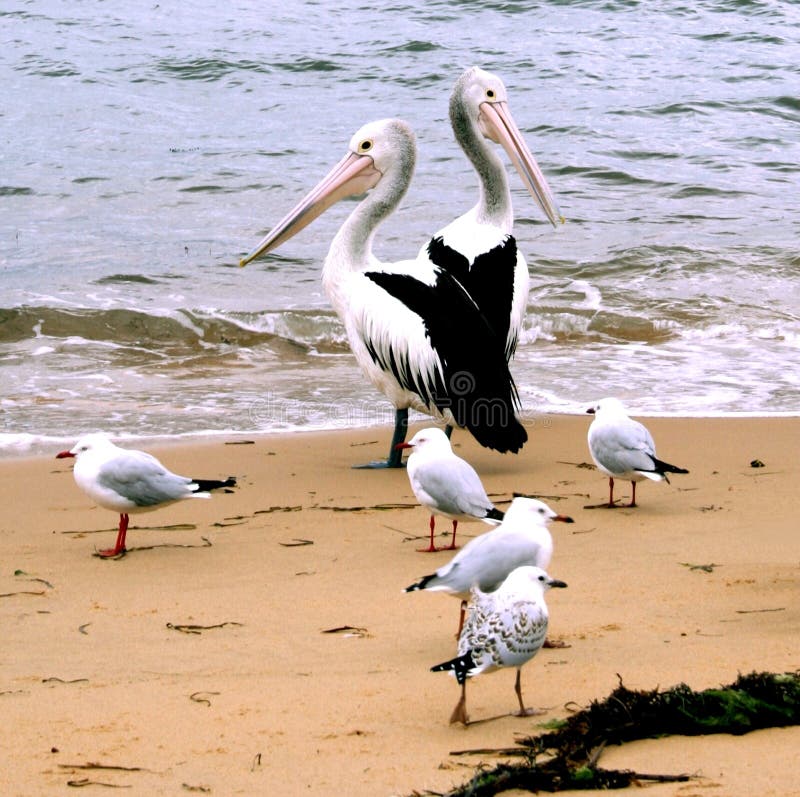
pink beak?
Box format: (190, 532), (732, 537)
(240, 150), (382, 267)
(479, 99), (563, 227)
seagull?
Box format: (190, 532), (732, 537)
(395, 427), (503, 552)
(431, 565), (567, 725)
(56, 433), (236, 557)
(405, 495), (572, 634)
(422, 66), (562, 361)
(405, 496), (573, 595)
(586, 398), (689, 508)
(240, 118), (526, 468)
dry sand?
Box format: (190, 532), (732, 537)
(1, 415), (798, 796)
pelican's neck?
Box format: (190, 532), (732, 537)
(450, 97), (513, 233)
(322, 164), (411, 308)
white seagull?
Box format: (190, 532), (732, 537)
(586, 398), (689, 508)
(431, 565), (567, 725)
(422, 66), (563, 361)
(405, 496), (573, 595)
(395, 427), (503, 552)
(240, 118), (526, 468)
(56, 433), (235, 557)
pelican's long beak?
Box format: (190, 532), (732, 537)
(479, 100), (564, 227)
(240, 151), (382, 267)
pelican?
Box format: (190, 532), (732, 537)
(240, 119), (527, 467)
(422, 66), (563, 361)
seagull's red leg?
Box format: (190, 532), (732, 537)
(98, 513), (128, 558)
(443, 519), (459, 550)
(417, 514), (440, 553)
(629, 481), (637, 507)
(607, 477), (615, 507)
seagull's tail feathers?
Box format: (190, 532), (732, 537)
(431, 650), (476, 685)
(652, 457), (689, 481)
(191, 476), (237, 493)
(637, 470), (666, 483)
(404, 573), (437, 592)
(485, 507), (504, 523)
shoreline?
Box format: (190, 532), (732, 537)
(3, 407), (800, 461)
(1, 416), (798, 795)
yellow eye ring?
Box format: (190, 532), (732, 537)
(359, 139), (373, 152)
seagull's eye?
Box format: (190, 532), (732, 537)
(538, 575), (546, 582)
(359, 139), (373, 152)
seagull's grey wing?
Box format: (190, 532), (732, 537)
(415, 457), (493, 517)
(97, 451), (196, 507)
(442, 529), (545, 593)
(591, 418), (657, 474)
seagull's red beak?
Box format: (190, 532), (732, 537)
(55, 450), (75, 459)
(394, 442), (413, 451)
(553, 514), (574, 523)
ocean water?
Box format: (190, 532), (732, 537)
(2, 1), (799, 457)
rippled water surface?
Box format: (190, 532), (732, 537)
(2, 1), (799, 455)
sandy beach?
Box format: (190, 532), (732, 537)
(1, 414), (798, 796)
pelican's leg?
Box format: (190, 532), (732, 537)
(387, 408), (409, 466)
(98, 513), (128, 558)
(353, 408), (408, 469)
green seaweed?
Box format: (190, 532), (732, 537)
(417, 671), (800, 795)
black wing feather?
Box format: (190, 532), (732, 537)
(427, 235), (518, 359)
(364, 268), (527, 454)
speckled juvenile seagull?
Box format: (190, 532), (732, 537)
(586, 397), (689, 508)
(430, 565), (567, 725)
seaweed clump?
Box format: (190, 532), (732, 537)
(415, 670), (800, 796)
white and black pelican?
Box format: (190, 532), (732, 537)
(240, 119), (527, 467)
(422, 66), (563, 361)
